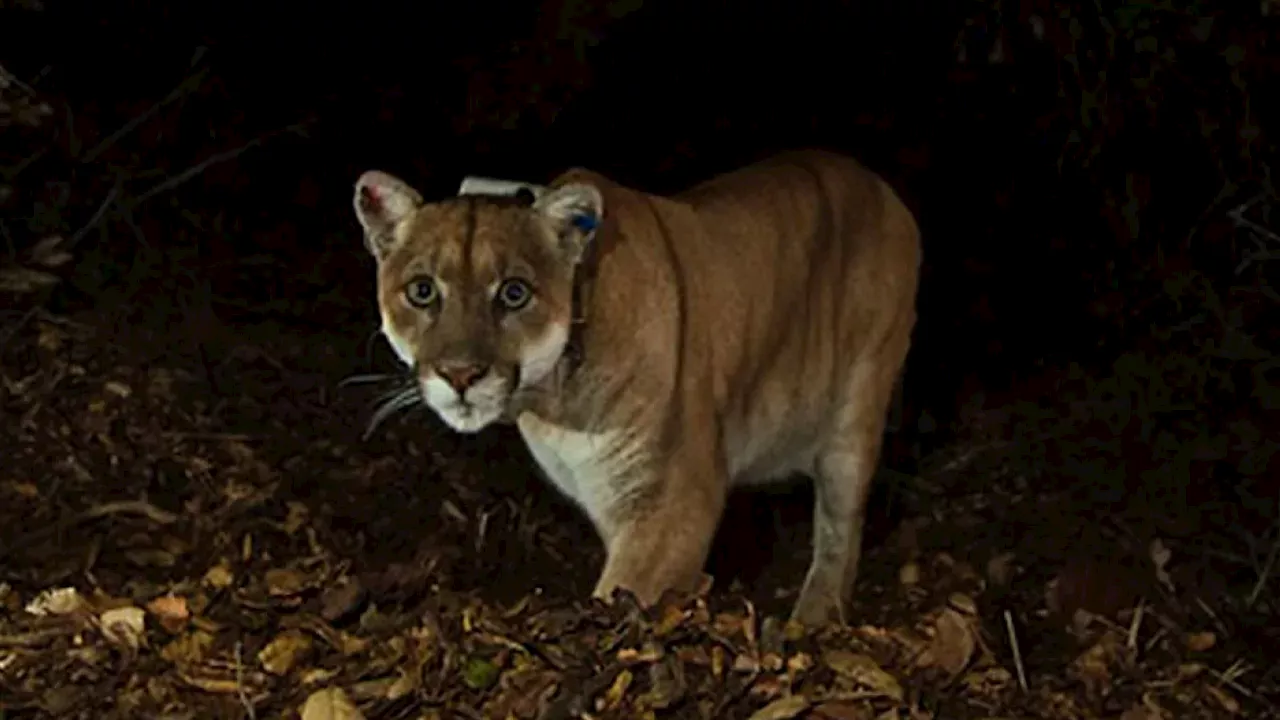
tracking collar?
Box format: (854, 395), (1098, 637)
(563, 211), (600, 377)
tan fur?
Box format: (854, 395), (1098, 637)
(353, 150), (921, 625)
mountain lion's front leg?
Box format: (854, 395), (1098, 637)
(591, 454), (726, 606)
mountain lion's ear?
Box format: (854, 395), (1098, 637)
(534, 182), (603, 265)
(354, 170), (423, 257)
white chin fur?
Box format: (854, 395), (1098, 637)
(422, 373), (508, 434)
(520, 322), (570, 389)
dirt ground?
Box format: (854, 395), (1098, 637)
(2, 4), (1279, 719)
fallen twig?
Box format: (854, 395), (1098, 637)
(65, 181), (121, 250)
(234, 640), (257, 720)
(47, 121), (311, 248)
(80, 61), (210, 164)
(0, 305), (39, 351)
(161, 431), (255, 442)
(1003, 609), (1028, 692)
(0, 625), (79, 648)
(128, 120), (312, 209)
(1210, 658), (1257, 700)
(1193, 596), (1231, 640)
(1126, 599), (1144, 651)
(1246, 522), (1280, 608)
(1228, 193), (1280, 246)
(0, 499), (179, 562)
(77, 499), (179, 525)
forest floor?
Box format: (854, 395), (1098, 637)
(1, 211), (1275, 720)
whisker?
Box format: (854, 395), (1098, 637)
(371, 381), (418, 403)
(363, 386), (423, 441)
(338, 372), (399, 389)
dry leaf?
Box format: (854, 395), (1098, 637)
(386, 667), (420, 700)
(916, 608), (976, 676)
(178, 667), (256, 694)
(302, 668), (340, 685)
(321, 578), (366, 622)
(146, 594), (190, 633)
(713, 611), (748, 637)
(25, 586), (86, 616)
(348, 677), (397, 699)
(36, 322), (63, 351)
(751, 674), (787, 702)
(824, 650), (904, 701)
(598, 668), (633, 712)
(300, 687), (366, 720)
(486, 668), (561, 719)
(733, 653), (760, 673)
(29, 235), (73, 267)
(9, 481), (39, 498)
(1149, 539), (1174, 592)
(283, 501), (310, 535)
(1119, 694), (1168, 720)
(761, 652), (784, 672)
(160, 630), (216, 665)
(961, 666), (1013, 697)
(337, 631), (370, 656)
(462, 655), (501, 690)
(1071, 637), (1117, 697)
(265, 567), (309, 596)
(1185, 631), (1216, 652)
(653, 604), (690, 636)
(0, 265), (60, 293)
(203, 560), (235, 589)
(748, 694), (810, 720)
(947, 592), (978, 616)
(813, 701), (876, 720)
(259, 628), (314, 675)
(125, 548), (177, 568)
(787, 652), (814, 674)
(1177, 663), (1206, 681)
(986, 552), (1016, 586)
(640, 655), (686, 710)
(711, 645), (726, 678)
(1203, 684), (1240, 714)
(99, 606), (146, 649)
(103, 380), (132, 398)
(617, 642), (664, 665)
(1070, 608), (1098, 637)
(898, 561), (921, 586)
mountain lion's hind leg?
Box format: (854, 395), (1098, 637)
(791, 333), (911, 627)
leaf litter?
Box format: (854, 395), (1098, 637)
(0, 311), (1270, 720)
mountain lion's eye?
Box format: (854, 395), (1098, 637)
(404, 276), (439, 308)
(496, 278), (533, 311)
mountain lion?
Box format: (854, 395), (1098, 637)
(352, 149), (921, 626)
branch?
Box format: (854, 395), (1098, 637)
(127, 120), (312, 209)
(65, 180), (121, 250)
(80, 58), (210, 164)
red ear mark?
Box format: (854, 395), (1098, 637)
(359, 185), (383, 213)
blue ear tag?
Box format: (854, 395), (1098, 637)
(571, 213), (599, 233)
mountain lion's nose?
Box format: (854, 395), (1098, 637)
(435, 362), (490, 393)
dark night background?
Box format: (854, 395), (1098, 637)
(1, 1), (1278, 717)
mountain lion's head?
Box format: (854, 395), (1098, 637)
(353, 170), (602, 433)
